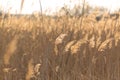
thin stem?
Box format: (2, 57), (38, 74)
(80, 0), (86, 30)
(39, 0), (43, 16)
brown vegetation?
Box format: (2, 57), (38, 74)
(0, 12), (120, 80)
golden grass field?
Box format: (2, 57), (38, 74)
(0, 12), (120, 80)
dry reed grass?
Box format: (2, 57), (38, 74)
(0, 9), (119, 80)
(3, 35), (19, 65)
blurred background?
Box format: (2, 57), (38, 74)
(0, 0), (120, 15)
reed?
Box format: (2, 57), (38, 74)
(0, 1), (119, 80)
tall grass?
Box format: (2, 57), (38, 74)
(20, 0), (24, 13)
(0, 1), (120, 80)
(0, 13), (119, 80)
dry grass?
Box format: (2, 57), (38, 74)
(3, 35), (19, 65)
(0, 11), (120, 80)
(20, 0), (24, 12)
